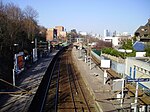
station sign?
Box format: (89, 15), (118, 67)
(33, 48), (38, 62)
(14, 52), (25, 75)
(101, 60), (110, 68)
(127, 78), (150, 82)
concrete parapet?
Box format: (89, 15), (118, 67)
(102, 53), (125, 63)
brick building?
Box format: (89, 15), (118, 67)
(55, 26), (64, 37)
(46, 28), (57, 41)
(55, 26), (67, 41)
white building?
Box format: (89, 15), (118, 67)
(116, 32), (131, 36)
(102, 36), (132, 47)
(76, 38), (84, 43)
(79, 31), (87, 36)
(122, 32), (130, 36)
(112, 36), (119, 46)
(113, 36), (132, 47)
(102, 36), (113, 42)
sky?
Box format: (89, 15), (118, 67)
(3, 0), (150, 35)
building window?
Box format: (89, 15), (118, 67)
(144, 29), (147, 32)
(144, 34), (148, 37)
(141, 29), (144, 31)
(144, 69), (147, 74)
(141, 68), (143, 72)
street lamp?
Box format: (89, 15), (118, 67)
(31, 37), (38, 63)
(12, 43), (18, 86)
(31, 37), (37, 48)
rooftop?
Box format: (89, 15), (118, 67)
(136, 58), (150, 64)
(133, 41), (145, 51)
(129, 57), (150, 65)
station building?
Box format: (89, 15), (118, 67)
(125, 57), (150, 89)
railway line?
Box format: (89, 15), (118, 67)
(1, 45), (149, 112)
(29, 46), (96, 112)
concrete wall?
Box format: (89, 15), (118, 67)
(111, 60), (125, 74)
(92, 52), (125, 74)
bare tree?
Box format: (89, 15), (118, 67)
(0, 1), (4, 12)
(24, 6), (38, 20)
(23, 6), (39, 40)
(0, 2), (40, 86)
(3, 3), (24, 45)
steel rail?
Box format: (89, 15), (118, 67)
(70, 54), (91, 112)
(28, 47), (67, 112)
(68, 61), (78, 95)
(41, 58), (58, 112)
(66, 56), (77, 112)
(54, 58), (61, 112)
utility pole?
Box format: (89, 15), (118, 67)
(134, 82), (139, 112)
(89, 46), (92, 70)
(103, 69), (107, 85)
(121, 79), (125, 107)
(12, 44), (18, 86)
(90, 56), (92, 70)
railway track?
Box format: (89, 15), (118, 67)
(58, 47), (92, 112)
(44, 46), (94, 112)
(44, 57), (61, 112)
(69, 52), (92, 112)
(29, 46), (96, 112)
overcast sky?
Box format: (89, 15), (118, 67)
(3, 0), (150, 35)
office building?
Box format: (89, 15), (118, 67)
(104, 29), (110, 37)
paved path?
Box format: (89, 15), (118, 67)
(72, 48), (125, 112)
(0, 51), (58, 112)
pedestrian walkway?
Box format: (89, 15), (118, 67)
(72, 48), (125, 112)
(0, 50), (58, 112)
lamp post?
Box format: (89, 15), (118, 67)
(12, 43), (18, 86)
(31, 37), (38, 63)
(134, 81), (139, 112)
(89, 45), (92, 69)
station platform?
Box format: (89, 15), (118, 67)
(72, 47), (131, 111)
(0, 50), (58, 112)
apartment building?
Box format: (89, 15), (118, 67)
(135, 19), (150, 38)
